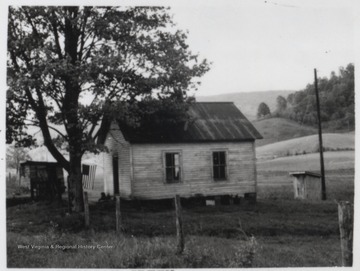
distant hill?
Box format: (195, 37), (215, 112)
(196, 90), (295, 120)
(253, 118), (318, 147)
(256, 133), (355, 159)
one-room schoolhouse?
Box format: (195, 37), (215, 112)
(98, 102), (262, 200)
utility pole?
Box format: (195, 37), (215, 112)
(314, 68), (326, 200)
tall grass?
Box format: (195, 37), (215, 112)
(7, 230), (257, 268)
(7, 194), (349, 268)
(7, 150), (354, 268)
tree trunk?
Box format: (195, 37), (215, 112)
(69, 152), (84, 212)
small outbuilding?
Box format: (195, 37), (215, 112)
(20, 161), (65, 201)
(289, 171), (322, 200)
(98, 102), (263, 201)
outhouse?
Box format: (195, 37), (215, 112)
(289, 171), (321, 200)
(20, 161), (65, 201)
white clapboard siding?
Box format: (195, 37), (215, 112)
(131, 141), (257, 199)
(103, 123), (132, 198)
(103, 122), (258, 199)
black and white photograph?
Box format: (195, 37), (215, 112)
(3, 0), (357, 269)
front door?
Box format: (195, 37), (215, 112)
(112, 155), (120, 195)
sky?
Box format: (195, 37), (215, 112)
(0, 0), (356, 141)
(168, 1), (355, 96)
(0, 0), (356, 98)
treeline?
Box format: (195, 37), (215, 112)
(257, 63), (354, 130)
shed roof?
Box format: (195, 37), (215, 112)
(115, 102), (262, 143)
(289, 171), (321, 178)
(20, 160), (60, 166)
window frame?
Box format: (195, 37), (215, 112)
(163, 150), (183, 184)
(211, 150), (228, 181)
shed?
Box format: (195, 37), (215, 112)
(289, 171), (322, 200)
(99, 102), (263, 201)
(20, 161), (65, 201)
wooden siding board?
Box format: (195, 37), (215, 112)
(131, 141), (257, 199)
(103, 123), (132, 198)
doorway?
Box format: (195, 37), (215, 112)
(112, 155), (119, 195)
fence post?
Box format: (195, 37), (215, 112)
(175, 195), (184, 254)
(116, 195), (122, 234)
(337, 201), (353, 266)
(84, 191), (90, 229)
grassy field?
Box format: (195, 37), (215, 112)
(253, 117), (318, 146)
(7, 196), (349, 268)
(252, 117), (354, 147)
(256, 133), (354, 159)
(257, 151), (354, 172)
(6, 149), (354, 268)
(257, 151), (354, 201)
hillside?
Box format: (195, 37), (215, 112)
(256, 133), (355, 159)
(253, 118), (318, 146)
(196, 90), (295, 120)
(277, 63), (354, 131)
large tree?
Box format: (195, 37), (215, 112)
(256, 102), (271, 119)
(7, 6), (209, 211)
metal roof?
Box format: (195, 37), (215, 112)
(289, 171), (321, 178)
(20, 160), (60, 166)
(118, 102), (262, 143)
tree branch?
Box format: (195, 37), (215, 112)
(78, 7), (91, 61)
(23, 8), (39, 37)
(26, 119), (68, 140)
(33, 96), (70, 171)
(50, 10), (63, 59)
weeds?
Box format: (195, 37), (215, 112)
(7, 194), (349, 268)
(7, 231), (257, 268)
(6, 150), (354, 268)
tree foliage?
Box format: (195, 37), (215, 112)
(257, 102), (271, 119)
(6, 146), (31, 182)
(7, 6), (210, 211)
(283, 63), (354, 130)
(6, 146), (31, 169)
(276, 95), (287, 112)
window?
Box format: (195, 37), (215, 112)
(213, 151), (227, 180)
(165, 152), (181, 183)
